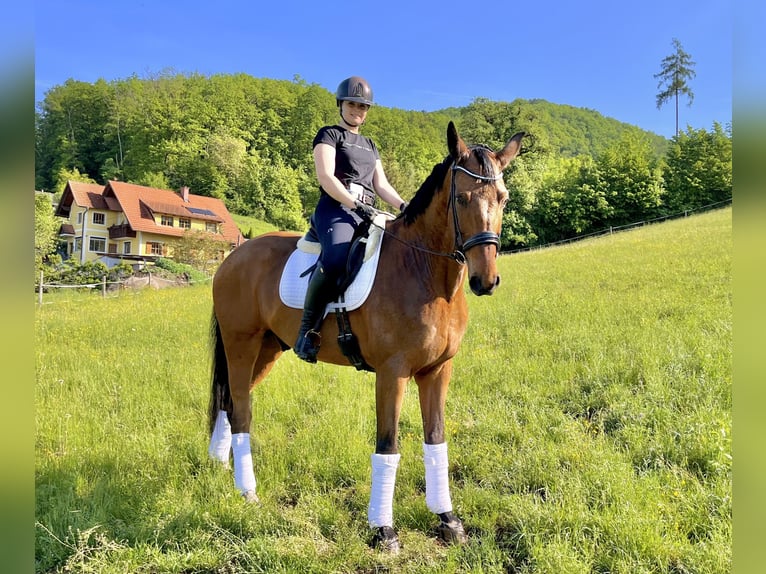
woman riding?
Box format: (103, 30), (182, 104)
(294, 76), (407, 363)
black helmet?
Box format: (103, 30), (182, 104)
(336, 76), (374, 106)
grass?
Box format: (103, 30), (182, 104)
(231, 213), (284, 237)
(35, 207), (731, 573)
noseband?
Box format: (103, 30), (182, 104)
(448, 164), (503, 265)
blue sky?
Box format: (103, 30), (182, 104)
(32, 0), (735, 139)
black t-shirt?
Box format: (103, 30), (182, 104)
(313, 125), (380, 204)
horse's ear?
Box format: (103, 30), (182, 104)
(447, 121), (470, 161)
(496, 132), (526, 170)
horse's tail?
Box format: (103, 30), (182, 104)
(208, 310), (231, 436)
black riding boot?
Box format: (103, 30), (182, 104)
(294, 265), (335, 363)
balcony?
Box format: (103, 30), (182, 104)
(108, 223), (137, 239)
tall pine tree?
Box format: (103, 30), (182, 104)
(654, 38), (696, 137)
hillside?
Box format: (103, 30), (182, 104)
(443, 97), (669, 159)
(35, 74), (667, 194)
(36, 74), (730, 252)
(35, 206), (731, 572)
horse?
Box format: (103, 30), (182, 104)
(207, 121), (525, 552)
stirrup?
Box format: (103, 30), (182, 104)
(294, 330), (321, 363)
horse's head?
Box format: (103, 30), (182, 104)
(447, 121), (525, 295)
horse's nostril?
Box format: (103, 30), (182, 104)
(469, 275), (499, 296)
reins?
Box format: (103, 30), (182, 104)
(373, 162), (503, 265)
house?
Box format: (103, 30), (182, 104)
(55, 181), (244, 266)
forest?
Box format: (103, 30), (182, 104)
(34, 72), (732, 248)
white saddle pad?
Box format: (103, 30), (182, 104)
(279, 214), (390, 314)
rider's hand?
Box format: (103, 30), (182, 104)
(353, 200), (376, 222)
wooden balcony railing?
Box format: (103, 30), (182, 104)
(108, 224), (137, 239)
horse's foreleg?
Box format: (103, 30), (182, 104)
(416, 360), (467, 544)
(368, 374), (408, 552)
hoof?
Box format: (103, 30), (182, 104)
(436, 512), (467, 545)
(241, 490), (259, 504)
(371, 526), (400, 553)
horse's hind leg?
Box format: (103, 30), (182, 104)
(209, 329), (284, 502)
(415, 360), (467, 545)
(224, 331), (276, 502)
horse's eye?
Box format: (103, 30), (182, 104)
(499, 195), (509, 208)
(456, 194), (469, 207)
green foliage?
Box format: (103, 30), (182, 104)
(663, 123), (732, 213)
(595, 132), (665, 225)
(44, 260), (110, 286)
(35, 209), (731, 572)
(530, 155), (612, 243)
(34, 193), (61, 274)
(35, 72), (729, 246)
(154, 256), (207, 282)
(259, 159), (309, 230)
(54, 166), (96, 195)
(172, 229), (226, 275)
(111, 261), (134, 278)
(135, 170), (170, 190)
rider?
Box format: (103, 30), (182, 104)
(294, 76), (408, 363)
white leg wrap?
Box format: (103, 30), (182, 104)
(423, 442), (452, 514)
(367, 453), (401, 528)
(232, 433), (256, 495)
(208, 410), (232, 464)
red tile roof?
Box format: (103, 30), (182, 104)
(68, 181), (107, 208)
(105, 181), (242, 245)
(55, 181), (108, 216)
(58, 180), (243, 246)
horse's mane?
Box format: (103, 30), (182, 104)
(402, 145), (495, 226)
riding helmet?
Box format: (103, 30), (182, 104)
(336, 76), (374, 106)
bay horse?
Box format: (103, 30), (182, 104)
(208, 121), (525, 551)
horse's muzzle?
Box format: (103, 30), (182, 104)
(469, 274), (500, 296)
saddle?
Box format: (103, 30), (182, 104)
(278, 213), (393, 371)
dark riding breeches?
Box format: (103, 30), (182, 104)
(312, 195), (365, 290)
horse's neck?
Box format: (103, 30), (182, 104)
(394, 205), (465, 301)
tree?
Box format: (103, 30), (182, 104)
(35, 193), (61, 275)
(596, 132), (665, 225)
(173, 230), (227, 275)
(654, 38), (696, 137)
(530, 156), (612, 244)
(662, 123), (732, 213)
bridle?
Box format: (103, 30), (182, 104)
(377, 161), (504, 265)
(448, 163), (503, 265)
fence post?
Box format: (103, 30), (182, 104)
(39, 270), (44, 306)
(102, 275), (107, 298)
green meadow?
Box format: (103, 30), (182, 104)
(35, 208), (731, 573)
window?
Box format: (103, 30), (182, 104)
(74, 237), (82, 252)
(206, 222), (218, 233)
(179, 218), (191, 229)
(93, 212), (105, 225)
(108, 243), (117, 254)
(89, 236), (106, 252)
(123, 242), (131, 254)
(161, 215), (174, 226)
(77, 212), (83, 224)
(147, 242), (163, 255)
